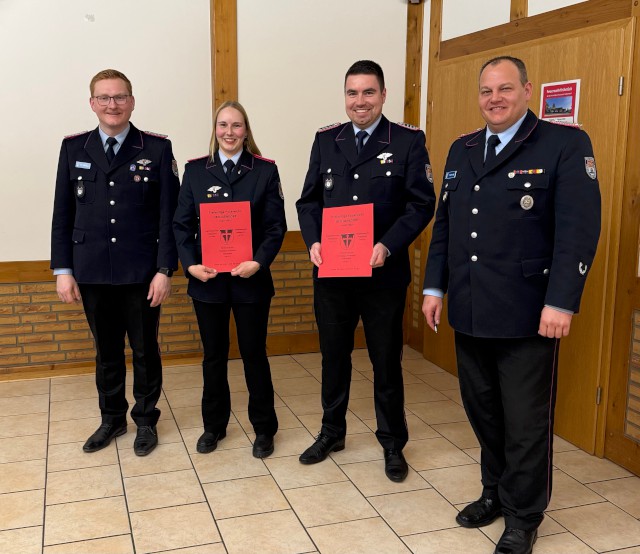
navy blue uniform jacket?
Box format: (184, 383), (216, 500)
(423, 110), (601, 338)
(173, 151), (286, 303)
(296, 115), (436, 289)
(50, 123), (180, 284)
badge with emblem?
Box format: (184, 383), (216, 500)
(134, 175), (141, 183)
(137, 159), (152, 171)
(324, 175), (334, 190)
(207, 185), (222, 196)
(129, 164), (136, 172)
(520, 195), (534, 210)
(172, 159), (178, 177)
(445, 170), (457, 180)
(377, 152), (393, 164)
(425, 164), (433, 183)
(584, 157), (597, 180)
(75, 182), (85, 198)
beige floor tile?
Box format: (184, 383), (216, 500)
(162, 369), (202, 390)
(116, 417), (182, 450)
(369, 488), (458, 535)
(44, 496), (129, 546)
(347, 397), (376, 420)
(285, 481), (376, 527)
(162, 363), (201, 374)
(50, 381), (96, 402)
(227, 374), (248, 393)
(588, 476), (640, 518)
(0, 489), (44, 530)
(49, 398), (100, 422)
(355, 368), (374, 382)
(533, 532), (596, 553)
(431, 421), (479, 449)
(548, 502), (640, 552)
(442, 387), (464, 405)
(217, 510), (313, 554)
(235, 405), (302, 434)
(547, 470), (606, 511)
(0, 526), (42, 554)
(305, 367), (323, 381)
(402, 372), (425, 384)
(181, 422), (251, 454)
(274, 376), (321, 397)
(405, 414), (441, 440)
(0, 459), (46, 494)
(404, 383), (448, 404)
(403, 346), (423, 359)
(172, 405), (202, 429)
(265, 454), (347, 490)
(420, 463), (482, 505)
(554, 450), (633, 483)
(403, 527), (496, 554)
(268, 354), (296, 366)
(0, 412), (48, 439)
(405, 437), (475, 471)
(402, 357), (444, 375)
(464, 446), (482, 463)
(43, 534), (134, 553)
(230, 390), (288, 412)
(283, 393), (324, 416)
(418, 371), (460, 391)
(46, 464), (123, 505)
(124, 468), (204, 512)
(227, 358), (244, 375)
(47, 440), (118, 473)
(155, 545), (226, 554)
(269, 362), (312, 380)
(48, 416), (101, 445)
(267, 427), (314, 458)
(310, 517), (410, 554)
(300, 410), (370, 436)
(119, 441), (192, 478)
(192, 446), (269, 483)
(606, 548), (640, 553)
(0, 434), (47, 464)
(0, 394), (49, 417)
(407, 400), (468, 425)
(292, 352), (323, 369)
(155, 398), (173, 420)
(52, 374), (94, 385)
(553, 434), (580, 453)
(204, 475), (289, 519)
(351, 358), (373, 372)
(0, 379), (49, 398)
(341, 459), (430, 497)
(330, 433), (384, 464)
(163, 386), (201, 409)
(130, 503), (220, 554)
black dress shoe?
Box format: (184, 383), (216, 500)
(456, 496), (502, 528)
(252, 434), (275, 458)
(494, 527), (537, 554)
(83, 422), (127, 453)
(133, 425), (158, 456)
(299, 433), (345, 464)
(384, 449), (408, 482)
(196, 431), (226, 454)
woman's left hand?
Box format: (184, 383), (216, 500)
(230, 261), (261, 278)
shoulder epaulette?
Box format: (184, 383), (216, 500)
(548, 121), (583, 129)
(396, 122), (420, 131)
(143, 130), (168, 139)
(458, 127), (483, 138)
(318, 122), (341, 133)
(253, 154), (275, 164)
(64, 130), (89, 139)
(187, 154), (209, 163)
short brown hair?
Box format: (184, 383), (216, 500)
(480, 56), (528, 85)
(209, 101), (262, 160)
(89, 69), (133, 96)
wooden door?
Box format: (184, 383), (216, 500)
(423, 19), (632, 452)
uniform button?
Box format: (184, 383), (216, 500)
(445, 183), (448, 188)
(386, 170), (391, 177)
(471, 255), (478, 262)
(111, 237), (116, 243)
(474, 185), (480, 191)
(110, 200), (115, 206)
(223, 193), (229, 197)
(524, 182), (532, 188)
(110, 219), (116, 224)
(354, 173), (359, 179)
(77, 176), (83, 181)
(327, 168), (332, 174)
(109, 181), (115, 187)
(471, 232), (477, 238)
(353, 195), (358, 201)
(543, 268), (549, 275)
(143, 176), (149, 183)
(472, 208), (478, 215)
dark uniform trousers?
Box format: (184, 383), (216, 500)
(80, 284), (162, 427)
(297, 116), (435, 451)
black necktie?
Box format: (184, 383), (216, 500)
(105, 137), (118, 164)
(484, 134), (500, 165)
(224, 159), (235, 181)
(356, 130), (368, 155)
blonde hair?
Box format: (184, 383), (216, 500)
(209, 101), (261, 160)
(90, 69), (132, 95)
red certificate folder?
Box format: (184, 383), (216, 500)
(200, 201), (252, 272)
(318, 203), (373, 278)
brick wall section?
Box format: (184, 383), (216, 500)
(625, 310), (640, 442)
(0, 238), (316, 373)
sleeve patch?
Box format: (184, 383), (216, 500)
(253, 154), (275, 164)
(318, 122), (342, 133)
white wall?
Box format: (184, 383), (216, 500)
(442, 0), (510, 40)
(237, 0), (408, 231)
(0, 0), (211, 262)
(529, 0), (582, 16)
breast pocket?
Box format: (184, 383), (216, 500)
(130, 170), (159, 205)
(70, 167), (97, 205)
(370, 164), (405, 202)
(506, 174), (549, 219)
(321, 164), (344, 200)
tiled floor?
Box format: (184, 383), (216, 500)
(1, 346), (640, 553)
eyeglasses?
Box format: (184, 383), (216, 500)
(92, 95), (131, 106)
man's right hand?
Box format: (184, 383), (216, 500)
(56, 274), (81, 304)
(309, 242), (323, 268)
(422, 295), (442, 332)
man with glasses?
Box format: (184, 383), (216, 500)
(51, 69), (180, 456)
